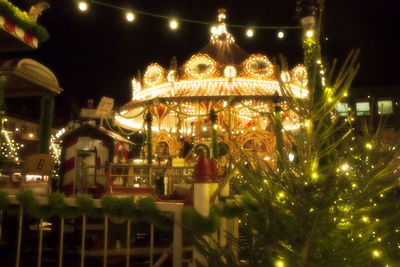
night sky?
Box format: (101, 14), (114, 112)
(3, 0), (400, 126)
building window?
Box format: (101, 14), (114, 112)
(335, 103), (349, 117)
(377, 100), (393, 115)
(356, 102), (370, 116)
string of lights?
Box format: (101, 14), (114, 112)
(75, 0), (302, 38)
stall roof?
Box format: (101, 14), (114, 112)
(64, 123), (135, 146)
(0, 15), (38, 52)
(0, 58), (62, 97)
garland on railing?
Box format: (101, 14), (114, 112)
(16, 190), (52, 219)
(4, 191), (172, 230)
(181, 206), (219, 235)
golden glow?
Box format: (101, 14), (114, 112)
(244, 54), (274, 78)
(275, 260), (285, 267)
(280, 72), (291, 82)
(277, 31), (284, 39)
(341, 163), (349, 171)
(372, 250), (381, 258)
(184, 54), (217, 78)
(365, 142), (373, 150)
(292, 64), (308, 87)
(167, 70), (177, 82)
(246, 29), (254, 37)
(362, 216), (369, 222)
(169, 19), (178, 30)
(78, 1), (88, 11)
(306, 30), (313, 38)
(143, 63), (164, 86)
(224, 65), (237, 78)
(126, 12), (135, 22)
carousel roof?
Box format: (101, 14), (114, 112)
(120, 9), (308, 111)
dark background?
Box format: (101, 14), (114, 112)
(3, 0), (400, 126)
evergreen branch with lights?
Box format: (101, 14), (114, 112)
(185, 2), (400, 266)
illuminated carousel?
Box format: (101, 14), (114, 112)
(115, 9), (308, 163)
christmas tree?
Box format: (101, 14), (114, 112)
(188, 1), (400, 266)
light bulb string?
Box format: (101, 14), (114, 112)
(87, 0), (301, 30)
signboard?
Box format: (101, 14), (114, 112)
(96, 96), (114, 116)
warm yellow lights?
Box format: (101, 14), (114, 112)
(169, 19), (178, 30)
(78, 1), (88, 12)
(362, 216), (369, 223)
(312, 172), (318, 179)
(372, 250), (381, 258)
(341, 163), (349, 171)
(365, 142), (373, 150)
(292, 64), (308, 87)
(244, 54), (274, 78)
(306, 30), (313, 38)
(277, 30), (284, 39)
(126, 12), (135, 22)
(224, 65), (237, 78)
(246, 29), (254, 38)
(275, 260), (285, 267)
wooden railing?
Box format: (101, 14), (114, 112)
(5, 196), (186, 267)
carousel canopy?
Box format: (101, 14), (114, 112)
(116, 9), (308, 131)
(123, 9), (308, 110)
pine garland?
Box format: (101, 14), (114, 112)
(16, 190), (52, 219)
(0, 0), (49, 42)
(182, 206), (219, 235)
(75, 194), (95, 215)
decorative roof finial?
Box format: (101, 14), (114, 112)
(218, 8), (226, 23)
(210, 9), (234, 43)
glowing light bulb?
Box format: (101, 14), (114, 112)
(372, 250), (380, 258)
(341, 163), (349, 171)
(275, 260), (284, 267)
(246, 29), (254, 38)
(306, 30), (313, 38)
(288, 153), (295, 162)
(78, 1), (88, 11)
(277, 30), (284, 39)
(365, 142), (373, 150)
(211, 26), (217, 35)
(169, 19), (178, 30)
(126, 12), (135, 22)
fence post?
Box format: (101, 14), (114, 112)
(37, 219), (44, 267)
(104, 215), (108, 267)
(16, 205), (23, 267)
(126, 220), (131, 267)
(173, 207), (183, 267)
(59, 217), (64, 267)
(81, 214), (86, 267)
(150, 224), (154, 267)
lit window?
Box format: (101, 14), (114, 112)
(356, 101), (370, 116)
(335, 103), (349, 117)
(377, 100), (393, 115)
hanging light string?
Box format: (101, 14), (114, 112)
(78, 0), (301, 31)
